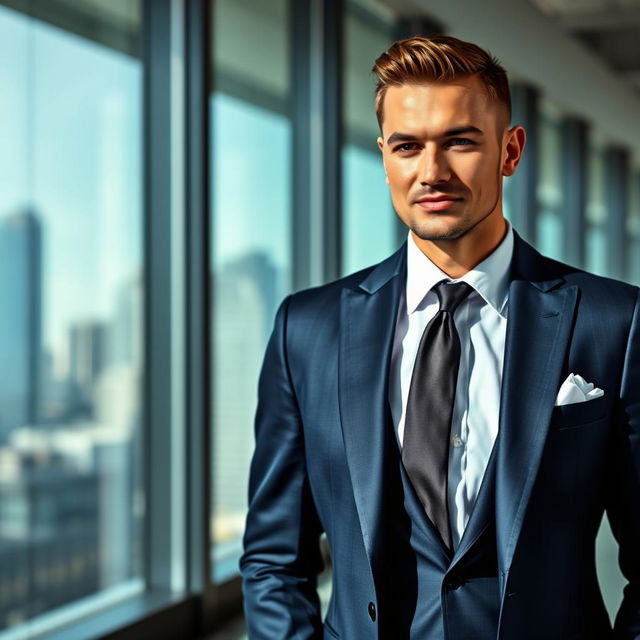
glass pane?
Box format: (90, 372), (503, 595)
(585, 144), (609, 276)
(586, 143), (608, 276)
(210, 0), (292, 583)
(0, 1), (143, 633)
(627, 172), (640, 285)
(537, 209), (564, 261)
(629, 237), (640, 286)
(536, 106), (565, 261)
(596, 516), (625, 621)
(587, 143), (607, 225)
(502, 172), (516, 226)
(342, 5), (397, 275)
(342, 146), (393, 274)
(627, 172), (640, 236)
(586, 226), (608, 277)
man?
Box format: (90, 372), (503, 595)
(240, 35), (640, 639)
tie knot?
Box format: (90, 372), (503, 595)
(434, 281), (474, 313)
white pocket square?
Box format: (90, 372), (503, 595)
(555, 373), (604, 406)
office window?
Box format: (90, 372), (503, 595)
(536, 101), (565, 261)
(629, 171), (640, 285)
(0, 1), (143, 634)
(210, 0), (292, 583)
(502, 155), (517, 227)
(342, 2), (398, 275)
(501, 116), (525, 232)
(502, 82), (538, 244)
(585, 141), (608, 276)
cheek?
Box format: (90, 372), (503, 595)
(456, 155), (497, 193)
(386, 159), (417, 192)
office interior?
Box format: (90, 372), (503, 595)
(0, 0), (638, 638)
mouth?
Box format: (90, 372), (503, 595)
(414, 196), (462, 212)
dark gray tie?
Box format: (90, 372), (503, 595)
(402, 280), (474, 552)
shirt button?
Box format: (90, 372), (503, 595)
(368, 601), (376, 621)
(451, 434), (464, 448)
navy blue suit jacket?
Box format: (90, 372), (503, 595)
(240, 231), (640, 639)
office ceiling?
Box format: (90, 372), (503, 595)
(530, 0), (640, 97)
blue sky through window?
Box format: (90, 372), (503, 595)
(0, 5), (142, 362)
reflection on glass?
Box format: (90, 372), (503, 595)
(536, 104), (564, 261)
(342, 5), (397, 275)
(210, 0), (291, 583)
(0, 2), (143, 633)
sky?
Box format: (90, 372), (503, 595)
(0, 4), (298, 369)
(0, 5), (142, 363)
(211, 92), (291, 274)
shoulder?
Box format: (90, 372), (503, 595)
(523, 253), (639, 343)
(544, 255), (638, 309)
(513, 232), (639, 310)
(285, 243), (407, 319)
(566, 268), (638, 302)
(288, 265), (373, 309)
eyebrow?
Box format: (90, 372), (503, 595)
(386, 126), (484, 146)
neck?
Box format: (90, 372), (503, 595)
(411, 212), (508, 279)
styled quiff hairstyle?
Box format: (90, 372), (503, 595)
(372, 35), (511, 130)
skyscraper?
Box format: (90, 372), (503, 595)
(68, 320), (107, 419)
(0, 210), (43, 441)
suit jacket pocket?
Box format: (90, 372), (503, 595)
(551, 395), (607, 430)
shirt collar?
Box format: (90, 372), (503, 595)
(405, 221), (514, 318)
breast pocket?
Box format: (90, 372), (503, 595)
(550, 395), (607, 430)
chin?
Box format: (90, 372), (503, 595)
(410, 217), (471, 242)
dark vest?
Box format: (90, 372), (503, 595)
(377, 404), (500, 640)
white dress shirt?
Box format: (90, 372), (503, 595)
(388, 223), (514, 550)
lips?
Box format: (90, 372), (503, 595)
(415, 196), (461, 211)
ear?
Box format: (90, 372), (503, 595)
(502, 125), (526, 177)
(377, 136), (389, 184)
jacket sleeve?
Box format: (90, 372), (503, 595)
(607, 286), (640, 639)
(239, 294), (325, 640)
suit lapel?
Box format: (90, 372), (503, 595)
(495, 234), (578, 581)
(338, 243), (406, 573)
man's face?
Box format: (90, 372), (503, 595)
(377, 75), (521, 243)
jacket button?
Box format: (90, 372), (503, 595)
(368, 601), (376, 621)
(445, 574), (464, 591)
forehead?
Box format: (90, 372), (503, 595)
(381, 77), (498, 135)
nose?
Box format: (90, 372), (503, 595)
(419, 145), (451, 185)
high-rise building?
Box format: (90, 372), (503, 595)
(212, 251), (280, 568)
(0, 444), (100, 630)
(68, 321), (107, 419)
(0, 210), (43, 441)
(110, 275), (143, 369)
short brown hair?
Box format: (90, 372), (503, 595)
(372, 35), (511, 130)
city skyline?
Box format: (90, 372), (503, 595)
(0, 204), (145, 630)
(0, 0), (303, 630)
